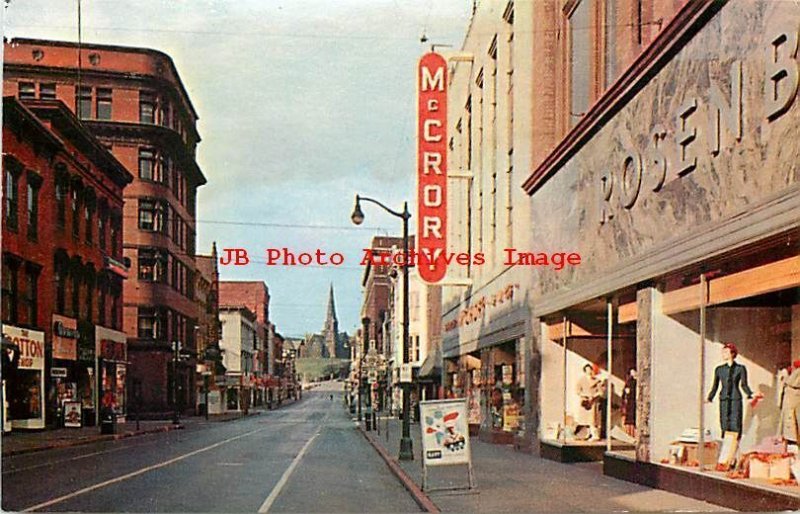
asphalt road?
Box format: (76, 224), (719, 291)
(2, 386), (421, 513)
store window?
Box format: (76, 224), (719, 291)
(4, 167), (19, 231)
(569, 0), (591, 128)
(76, 86), (92, 119)
(39, 83), (56, 100)
(96, 88), (112, 120)
(18, 82), (36, 99)
(139, 91), (155, 124)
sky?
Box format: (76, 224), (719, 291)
(3, 0), (473, 338)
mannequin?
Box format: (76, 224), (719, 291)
(779, 360), (800, 443)
(707, 343), (753, 436)
(621, 368), (637, 437)
(576, 364), (603, 440)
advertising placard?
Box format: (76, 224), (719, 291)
(52, 315), (78, 361)
(420, 399), (470, 467)
(63, 401), (82, 428)
(3, 325), (45, 429)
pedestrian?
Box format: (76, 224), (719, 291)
(329, 394), (333, 401)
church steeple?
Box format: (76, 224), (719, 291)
(323, 283), (340, 358)
(326, 283), (337, 324)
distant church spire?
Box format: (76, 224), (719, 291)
(322, 283), (340, 358)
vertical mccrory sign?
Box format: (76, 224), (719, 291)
(417, 52), (448, 283)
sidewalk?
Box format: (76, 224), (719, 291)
(361, 415), (729, 513)
(1, 409), (264, 457)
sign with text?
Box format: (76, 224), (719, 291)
(52, 315), (78, 361)
(417, 52), (448, 283)
(420, 399), (471, 467)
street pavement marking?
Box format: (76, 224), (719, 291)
(21, 426), (268, 512)
(257, 408), (331, 513)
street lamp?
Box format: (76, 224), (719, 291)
(351, 194), (413, 461)
(172, 340), (181, 425)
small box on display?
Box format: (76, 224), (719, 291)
(670, 441), (719, 466)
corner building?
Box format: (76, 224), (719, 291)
(4, 38), (207, 416)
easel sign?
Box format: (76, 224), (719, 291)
(419, 398), (477, 493)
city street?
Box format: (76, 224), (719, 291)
(2, 386), (420, 513)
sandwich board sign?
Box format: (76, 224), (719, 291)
(419, 398), (476, 492)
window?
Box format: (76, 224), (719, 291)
(138, 199), (165, 232)
(18, 82), (35, 99)
(71, 186), (81, 239)
(96, 88), (112, 120)
(55, 267), (66, 315)
(26, 179), (40, 240)
(70, 274), (80, 318)
(1, 260), (19, 324)
(84, 202), (94, 245)
(140, 92), (155, 124)
(98, 282), (106, 326)
(138, 248), (167, 282)
(110, 213), (121, 258)
(4, 168), (19, 231)
(139, 149), (156, 181)
(76, 86), (92, 119)
(55, 177), (67, 229)
(137, 307), (163, 339)
(604, 0), (618, 87)
(22, 265), (38, 326)
(83, 278), (93, 322)
(111, 285), (120, 329)
(569, 0), (591, 128)
(40, 83), (56, 100)
(98, 206), (107, 250)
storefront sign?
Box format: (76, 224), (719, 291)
(2, 325), (45, 429)
(445, 284), (519, 331)
(51, 367), (68, 378)
(400, 363), (413, 384)
(420, 399), (471, 467)
(52, 315), (78, 361)
(417, 51), (448, 283)
(598, 24), (800, 224)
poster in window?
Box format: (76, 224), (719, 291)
(3, 325), (45, 429)
(63, 401), (82, 428)
(115, 364), (126, 416)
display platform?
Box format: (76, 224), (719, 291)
(603, 450), (800, 512)
(540, 438), (634, 463)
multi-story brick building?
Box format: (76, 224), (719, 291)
(194, 243), (222, 415)
(4, 38), (207, 416)
(218, 281), (270, 406)
(2, 97), (132, 430)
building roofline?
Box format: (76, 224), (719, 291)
(8, 37), (200, 121)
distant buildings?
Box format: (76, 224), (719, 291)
(303, 284), (349, 359)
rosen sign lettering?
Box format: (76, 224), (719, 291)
(417, 52), (448, 283)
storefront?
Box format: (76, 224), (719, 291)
(96, 326), (127, 423)
(2, 325), (45, 430)
(51, 315), (82, 427)
(522, 0), (800, 508)
(442, 281), (531, 447)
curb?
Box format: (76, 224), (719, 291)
(2, 423), (185, 457)
(359, 426), (440, 513)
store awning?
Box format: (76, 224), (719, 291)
(418, 346), (441, 381)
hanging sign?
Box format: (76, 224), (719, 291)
(417, 52), (448, 283)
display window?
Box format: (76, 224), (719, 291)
(3, 325), (45, 429)
(481, 341), (525, 436)
(540, 296), (637, 449)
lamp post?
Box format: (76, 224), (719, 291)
(352, 194), (413, 461)
(172, 340), (180, 425)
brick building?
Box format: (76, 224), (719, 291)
(194, 243), (222, 414)
(218, 281), (270, 405)
(2, 97), (132, 430)
(4, 38), (207, 416)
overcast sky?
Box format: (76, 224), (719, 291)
(3, 0), (472, 338)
